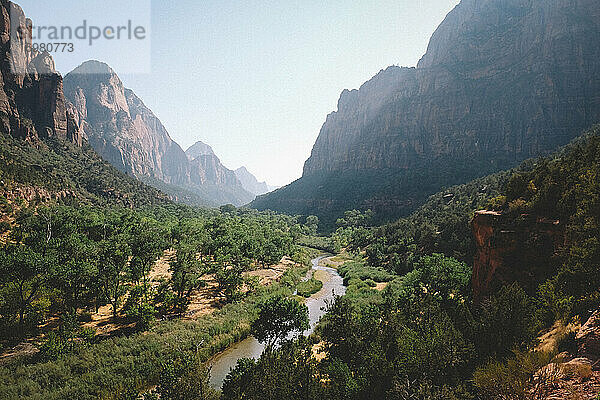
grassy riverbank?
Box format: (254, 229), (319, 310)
(0, 263), (312, 400)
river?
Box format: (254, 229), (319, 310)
(208, 255), (346, 389)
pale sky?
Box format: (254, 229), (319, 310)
(19, 0), (460, 187)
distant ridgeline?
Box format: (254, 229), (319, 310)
(0, 2), (169, 208)
(252, 0), (600, 229)
(63, 61), (255, 207)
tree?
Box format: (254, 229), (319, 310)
(251, 294), (309, 347)
(336, 209), (374, 229)
(305, 215), (319, 235)
(476, 283), (536, 361)
(0, 245), (50, 336)
(50, 232), (98, 312)
(157, 354), (219, 400)
(98, 237), (132, 318)
(215, 267), (244, 302)
(128, 218), (166, 284)
(220, 204), (237, 214)
(170, 242), (203, 312)
(222, 339), (321, 400)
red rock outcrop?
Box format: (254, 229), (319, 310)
(0, 0), (81, 145)
(471, 210), (565, 303)
(531, 310), (600, 398)
(578, 310), (600, 364)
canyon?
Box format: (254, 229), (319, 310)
(252, 0), (600, 226)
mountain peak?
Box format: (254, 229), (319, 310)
(63, 65), (253, 207)
(68, 60), (116, 75)
(186, 141), (215, 160)
(234, 166), (271, 196)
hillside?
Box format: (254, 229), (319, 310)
(0, 130), (170, 208)
(252, 0), (600, 227)
(0, 2), (169, 210)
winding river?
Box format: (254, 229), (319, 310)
(208, 255), (346, 389)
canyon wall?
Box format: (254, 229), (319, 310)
(253, 0), (600, 225)
(64, 61), (253, 206)
(0, 0), (81, 145)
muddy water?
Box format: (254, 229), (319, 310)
(208, 255), (346, 389)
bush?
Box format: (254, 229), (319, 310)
(296, 278), (323, 297)
(338, 260), (394, 285)
(473, 351), (554, 400)
(476, 283), (538, 361)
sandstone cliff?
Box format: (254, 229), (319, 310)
(0, 0), (81, 145)
(185, 141), (215, 160)
(0, 1), (170, 208)
(253, 0), (600, 224)
(64, 62), (253, 206)
(471, 210), (565, 303)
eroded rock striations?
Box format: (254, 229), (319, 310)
(253, 0), (600, 225)
(0, 0), (81, 145)
(64, 61), (253, 206)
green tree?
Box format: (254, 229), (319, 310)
(157, 354), (218, 400)
(215, 266), (244, 302)
(0, 245), (50, 336)
(251, 294), (309, 347)
(98, 237), (132, 318)
(476, 283), (536, 361)
(170, 242), (203, 312)
(305, 215), (319, 235)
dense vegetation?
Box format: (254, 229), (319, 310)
(0, 201), (320, 399)
(490, 127), (600, 321)
(221, 253), (540, 399)
(2, 122), (600, 399)
(343, 167), (529, 275)
(219, 128), (600, 399)
(0, 132), (170, 208)
(251, 156), (517, 230)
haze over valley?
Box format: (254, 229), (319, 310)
(2, 1), (600, 399)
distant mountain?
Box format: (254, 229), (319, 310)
(252, 0), (600, 227)
(234, 167), (271, 196)
(64, 61), (253, 206)
(0, 2), (169, 208)
(185, 141), (215, 160)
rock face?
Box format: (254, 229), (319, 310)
(253, 0), (600, 224)
(64, 61), (253, 206)
(234, 166), (270, 196)
(578, 311), (600, 363)
(471, 210), (565, 303)
(531, 311), (600, 398)
(0, 0), (81, 145)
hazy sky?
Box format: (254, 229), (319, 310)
(19, 0), (460, 187)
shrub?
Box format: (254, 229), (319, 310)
(296, 278), (323, 297)
(476, 283), (538, 361)
(0, 221), (10, 233)
(473, 351), (554, 400)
